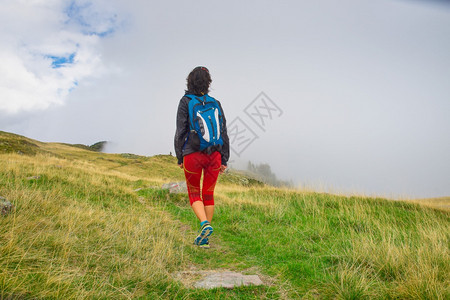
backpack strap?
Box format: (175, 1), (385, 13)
(185, 94), (199, 131)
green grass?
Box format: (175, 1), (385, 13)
(1, 131), (449, 299)
(155, 188), (449, 299)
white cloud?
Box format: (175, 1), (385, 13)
(0, 0), (121, 114)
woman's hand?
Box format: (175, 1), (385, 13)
(220, 165), (227, 174)
(178, 163), (183, 169)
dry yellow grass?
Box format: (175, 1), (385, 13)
(0, 152), (193, 298)
(406, 197), (450, 211)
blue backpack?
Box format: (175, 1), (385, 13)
(186, 94), (224, 151)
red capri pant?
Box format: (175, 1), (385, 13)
(183, 151), (221, 206)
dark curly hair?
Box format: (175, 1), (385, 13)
(186, 66), (212, 95)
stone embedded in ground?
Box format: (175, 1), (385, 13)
(161, 182), (187, 194)
(26, 176), (41, 180)
(0, 197), (15, 216)
(192, 271), (263, 289)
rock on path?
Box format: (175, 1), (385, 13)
(194, 271), (263, 289)
(174, 270), (264, 289)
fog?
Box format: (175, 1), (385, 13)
(1, 0), (449, 198)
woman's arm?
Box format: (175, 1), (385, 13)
(218, 101), (230, 166)
(174, 97), (189, 165)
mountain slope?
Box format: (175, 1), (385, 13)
(0, 131), (448, 299)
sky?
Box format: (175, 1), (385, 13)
(1, 0), (449, 199)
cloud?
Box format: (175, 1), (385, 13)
(0, 0), (122, 114)
(65, 0), (120, 37)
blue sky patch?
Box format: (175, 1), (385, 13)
(47, 53), (76, 68)
(65, 1), (119, 37)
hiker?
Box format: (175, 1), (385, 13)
(174, 66), (230, 249)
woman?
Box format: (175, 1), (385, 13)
(174, 66), (229, 249)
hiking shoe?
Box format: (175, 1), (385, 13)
(198, 237), (210, 249)
(194, 222), (213, 246)
(193, 236), (210, 248)
(200, 221), (213, 238)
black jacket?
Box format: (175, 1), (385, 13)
(174, 93), (230, 166)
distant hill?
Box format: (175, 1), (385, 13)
(65, 141), (107, 152)
(0, 131), (42, 155)
(0, 130), (262, 187)
(0, 131), (106, 154)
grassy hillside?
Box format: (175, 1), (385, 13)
(0, 131), (449, 299)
